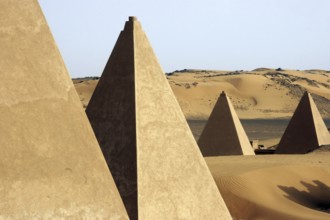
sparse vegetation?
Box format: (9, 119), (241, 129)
(253, 68), (271, 71)
(192, 82), (198, 87)
(73, 76), (99, 81)
(184, 83), (191, 89)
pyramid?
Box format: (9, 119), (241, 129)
(275, 92), (330, 154)
(86, 17), (231, 220)
(0, 1), (128, 219)
(198, 91), (255, 156)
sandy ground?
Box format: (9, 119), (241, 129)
(206, 153), (330, 220)
(73, 78), (98, 108)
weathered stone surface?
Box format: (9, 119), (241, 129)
(87, 16), (138, 218)
(86, 17), (231, 220)
(0, 1), (128, 219)
(198, 91), (255, 156)
(275, 92), (330, 154)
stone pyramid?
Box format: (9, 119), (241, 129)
(0, 1), (128, 219)
(198, 91), (255, 156)
(275, 92), (330, 154)
(86, 17), (231, 220)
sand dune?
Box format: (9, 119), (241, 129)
(74, 68), (330, 120)
(167, 69), (330, 119)
(206, 154), (330, 220)
(73, 78), (99, 108)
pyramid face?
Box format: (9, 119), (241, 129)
(275, 92), (330, 154)
(86, 17), (231, 220)
(198, 92), (255, 156)
(0, 1), (128, 219)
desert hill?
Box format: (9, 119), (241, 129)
(166, 68), (330, 119)
(73, 68), (330, 120)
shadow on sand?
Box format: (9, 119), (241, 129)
(278, 180), (330, 213)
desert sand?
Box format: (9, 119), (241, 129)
(73, 69), (330, 219)
(206, 154), (330, 220)
(74, 68), (330, 120)
(167, 69), (330, 120)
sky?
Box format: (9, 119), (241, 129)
(38, 0), (330, 78)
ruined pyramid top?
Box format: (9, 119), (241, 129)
(0, 1), (128, 218)
(129, 16), (138, 21)
(198, 91), (255, 156)
(275, 91), (330, 154)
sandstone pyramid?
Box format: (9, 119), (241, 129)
(198, 91), (255, 156)
(275, 92), (330, 154)
(86, 17), (231, 220)
(0, 1), (128, 219)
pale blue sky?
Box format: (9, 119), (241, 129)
(39, 0), (330, 78)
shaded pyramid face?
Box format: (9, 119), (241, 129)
(198, 92), (255, 156)
(86, 17), (231, 220)
(0, 1), (128, 219)
(275, 92), (330, 154)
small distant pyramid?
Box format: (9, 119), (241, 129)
(0, 1), (128, 219)
(86, 17), (231, 220)
(275, 92), (330, 154)
(198, 91), (255, 156)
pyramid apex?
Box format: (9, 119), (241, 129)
(220, 91), (226, 96)
(129, 16), (138, 22)
(303, 91), (313, 101)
